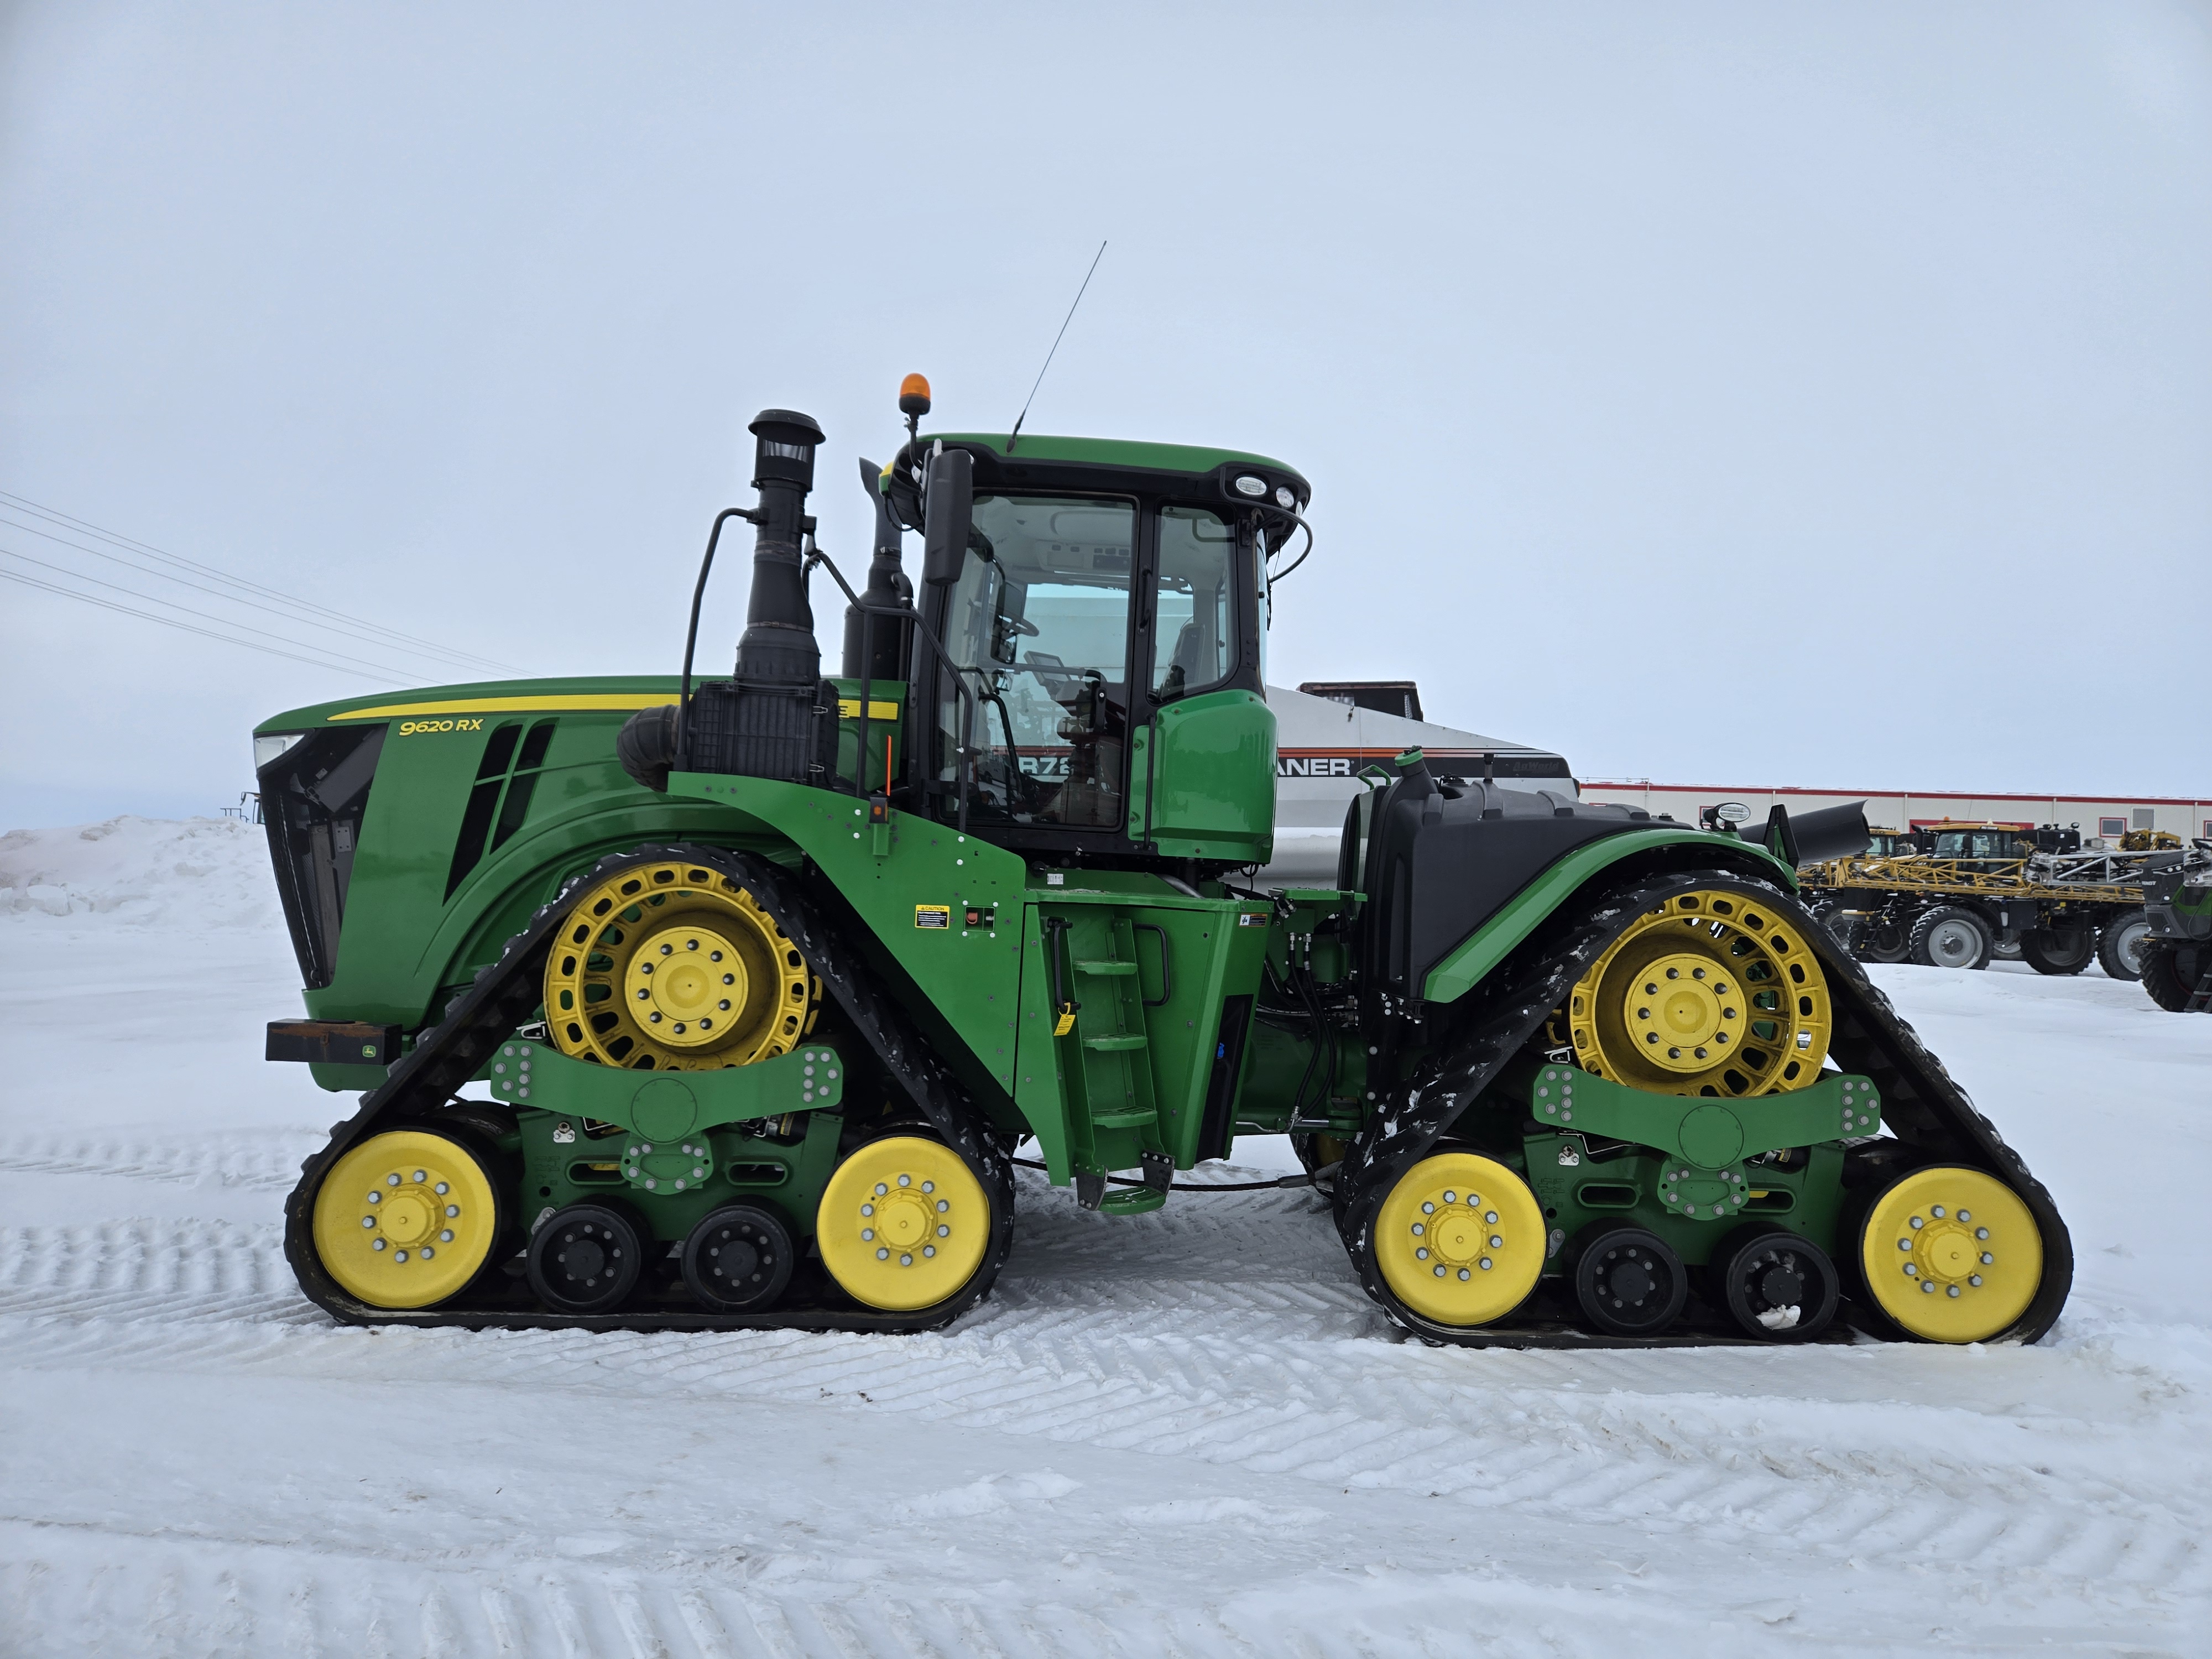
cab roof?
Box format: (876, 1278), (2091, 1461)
(921, 431), (1310, 511)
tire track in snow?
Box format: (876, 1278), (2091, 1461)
(0, 1525), (1453, 1659)
(0, 1128), (315, 1190)
(3, 1201), (2206, 1609)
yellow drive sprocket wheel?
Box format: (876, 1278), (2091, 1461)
(1859, 1166), (2043, 1342)
(1374, 1152), (1545, 1327)
(816, 1136), (990, 1312)
(545, 860), (819, 1072)
(1568, 889), (1830, 1097)
(311, 1130), (500, 1309)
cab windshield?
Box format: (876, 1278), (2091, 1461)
(1933, 830), (2024, 860)
(938, 494), (1138, 827)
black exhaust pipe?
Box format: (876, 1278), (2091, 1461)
(843, 457), (911, 681)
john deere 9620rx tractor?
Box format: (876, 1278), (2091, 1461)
(255, 378), (2071, 1347)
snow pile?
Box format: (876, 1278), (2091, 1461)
(0, 815), (280, 928)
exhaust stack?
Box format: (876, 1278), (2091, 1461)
(734, 409), (825, 691)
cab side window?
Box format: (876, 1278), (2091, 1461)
(1150, 506), (1234, 703)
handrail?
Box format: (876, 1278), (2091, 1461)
(676, 507), (752, 765)
(805, 546), (974, 836)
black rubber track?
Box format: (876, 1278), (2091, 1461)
(1334, 869), (2074, 1349)
(280, 843), (1016, 1333)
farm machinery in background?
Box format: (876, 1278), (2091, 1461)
(1800, 821), (2175, 979)
(248, 377), (2071, 1349)
(2139, 842), (2212, 1013)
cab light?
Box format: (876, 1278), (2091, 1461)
(1233, 474), (1268, 497)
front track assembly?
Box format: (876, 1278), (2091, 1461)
(280, 844), (1015, 1334)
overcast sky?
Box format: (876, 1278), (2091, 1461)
(3, 1), (2208, 830)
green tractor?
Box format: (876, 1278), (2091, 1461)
(255, 379), (2070, 1347)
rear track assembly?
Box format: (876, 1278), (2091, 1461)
(1336, 868), (2074, 1349)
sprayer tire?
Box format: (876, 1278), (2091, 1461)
(2020, 928), (2093, 977)
(2138, 942), (2202, 1013)
(1910, 905), (1992, 972)
(2098, 911), (2152, 982)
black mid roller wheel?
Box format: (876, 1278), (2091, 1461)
(1570, 1226), (1687, 1337)
(681, 1204), (795, 1312)
(527, 1202), (647, 1314)
(1713, 1227), (1839, 1341)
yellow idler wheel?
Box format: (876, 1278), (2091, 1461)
(311, 1130), (500, 1310)
(816, 1136), (990, 1313)
(544, 860), (818, 1072)
(1374, 1152), (1545, 1327)
(1568, 889), (1831, 1097)
(1860, 1166), (2043, 1342)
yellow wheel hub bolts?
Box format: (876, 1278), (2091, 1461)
(816, 1136), (991, 1312)
(1621, 950), (1738, 1071)
(1374, 1152), (1544, 1327)
(544, 860), (817, 1072)
(625, 921), (750, 1047)
(310, 1129), (499, 1310)
(1860, 1166), (2043, 1342)
(1570, 889), (1830, 1097)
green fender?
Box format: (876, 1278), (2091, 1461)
(1421, 828), (1797, 1004)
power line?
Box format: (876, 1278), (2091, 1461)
(0, 489), (520, 674)
(0, 513), (468, 677)
(0, 543), (422, 680)
(0, 488), (515, 671)
(0, 566), (406, 682)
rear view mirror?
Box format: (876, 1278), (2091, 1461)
(921, 448), (974, 586)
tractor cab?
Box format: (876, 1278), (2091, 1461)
(884, 431), (1307, 872)
(1923, 822), (2034, 868)
(1865, 828), (1912, 859)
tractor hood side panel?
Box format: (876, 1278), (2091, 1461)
(672, 773), (1030, 1101)
(262, 686), (770, 1077)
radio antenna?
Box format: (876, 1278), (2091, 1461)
(1006, 240), (1106, 453)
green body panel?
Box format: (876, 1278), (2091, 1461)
(1014, 874), (1273, 1181)
(669, 772), (1030, 1099)
(490, 1039), (845, 1243)
(1420, 828), (1798, 1004)
(1130, 688), (1276, 863)
(517, 1103), (843, 1246)
(1521, 1134), (1849, 1271)
(485, 1040), (843, 1133)
(1527, 1066), (1880, 1170)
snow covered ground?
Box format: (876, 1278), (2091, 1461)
(2, 818), (2208, 1657)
